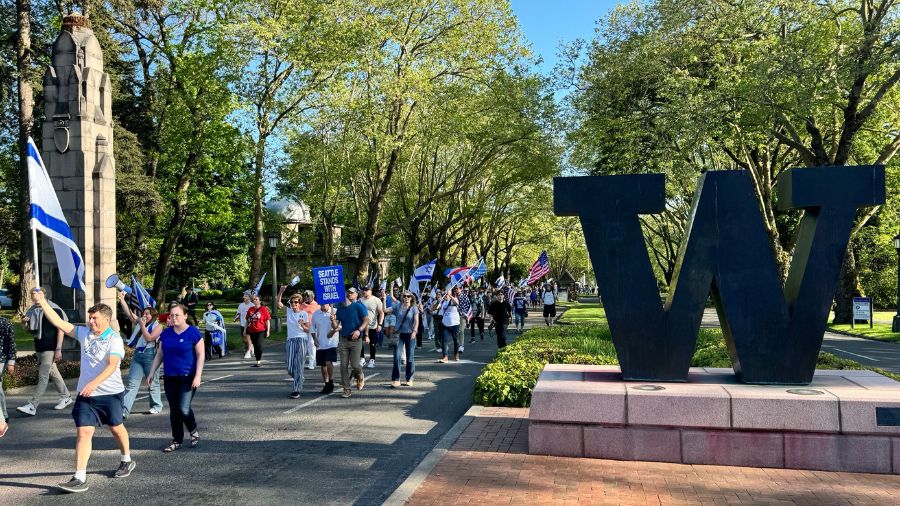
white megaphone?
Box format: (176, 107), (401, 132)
(289, 275), (301, 287)
(105, 274), (133, 294)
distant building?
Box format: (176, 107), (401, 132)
(265, 199), (393, 287)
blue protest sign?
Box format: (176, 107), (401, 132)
(312, 265), (345, 304)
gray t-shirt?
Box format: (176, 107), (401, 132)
(361, 296), (383, 329)
(75, 326), (126, 396)
(391, 303), (419, 334)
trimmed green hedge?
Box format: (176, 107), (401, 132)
(473, 324), (900, 407)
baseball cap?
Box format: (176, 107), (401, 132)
(347, 287), (358, 294)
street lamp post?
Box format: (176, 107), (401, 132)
(267, 231), (282, 332)
(893, 234), (900, 333)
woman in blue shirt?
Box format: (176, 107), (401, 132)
(142, 304), (204, 452)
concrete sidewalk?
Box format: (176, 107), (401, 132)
(405, 407), (900, 505)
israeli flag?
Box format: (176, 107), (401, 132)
(27, 137), (85, 291)
(131, 276), (156, 310)
(407, 273), (419, 296)
(254, 272), (267, 295)
(495, 276), (505, 288)
(414, 259), (437, 281)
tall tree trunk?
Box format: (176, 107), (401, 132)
(832, 246), (863, 324)
(354, 148), (400, 283)
(16, 0), (35, 315)
(151, 144), (199, 303)
(248, 136), (267, 286)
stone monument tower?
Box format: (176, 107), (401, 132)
(40, 14), (116, 317)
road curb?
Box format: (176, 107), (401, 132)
(383, 404), (483, 506)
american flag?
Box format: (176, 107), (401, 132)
(459, 292), (473, 321)
(526, 251), (550, 285)
(445, 266), (472, 287)
(467, 258), (487, 281)
(506, 286), (516, 307)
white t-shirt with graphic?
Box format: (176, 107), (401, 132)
(237, 301), (254, 327)
(285, 309), (309, 340)
(76, 326), (126, 397)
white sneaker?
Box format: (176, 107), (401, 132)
(53, 397), (73, 410)
(367, 359), (375, 369)
(460, 345), (465, 353)
(148, 407), (161, 415)
(360, 357), (366, 367)
(16, 403), (37, 416)
(243, 350), (252, 359)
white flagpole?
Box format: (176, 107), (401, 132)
(31, 222), (40, 288)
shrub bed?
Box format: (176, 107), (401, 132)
(473, 324), (900, 407)
(2, 348), (135, 390)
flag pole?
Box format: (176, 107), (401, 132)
(31, 222), (40, 288)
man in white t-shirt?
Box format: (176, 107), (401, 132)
(278, 287), (311, 398)
(542, 284), (557, 327)
(32, 289), (135, 494)
(311, 303), (338, 393)
(233, 291), (255, 359)
(359, 286), (384, 368)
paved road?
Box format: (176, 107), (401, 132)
(0, 313), (548, 505)
(700, 308), (900, 374)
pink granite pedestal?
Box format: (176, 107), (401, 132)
(529, 365), (900, 474)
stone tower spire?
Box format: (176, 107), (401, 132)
(40, 14), (116, 318)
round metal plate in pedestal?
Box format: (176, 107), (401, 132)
(631, 385), (666, 391)
(786, 388), (825, 396)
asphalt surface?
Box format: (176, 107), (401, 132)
(0, 314), (545, 505)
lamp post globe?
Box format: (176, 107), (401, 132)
(893, 234), (900, 332)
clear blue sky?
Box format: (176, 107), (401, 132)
(510, 0), (619, 73)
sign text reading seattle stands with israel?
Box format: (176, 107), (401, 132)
(312, 265), (346, 304)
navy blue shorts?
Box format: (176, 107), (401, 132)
(72, 392), (125, 427)
(316, 348), (337, 366)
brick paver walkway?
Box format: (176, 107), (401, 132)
(407, 407), (900, 505)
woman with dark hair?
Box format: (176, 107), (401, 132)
(438, 286), (462, 363)
(142, 304), (204, 452)
(385, 291), (419, 387)
(244, 294), (271, 367)
(118, 292), (163, 419)
(202, 302), (225, 360)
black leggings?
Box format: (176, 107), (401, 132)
(163, 375), (197, 444)
(249, 332), (265, 361)
(468, 317), (484, 339)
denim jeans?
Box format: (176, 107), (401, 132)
(123, 348), (162, 416)
(392, 333), (415, 382)
(441, 324), (459, 357)
(28, 350), (70, 408)
(163, 375), (197, 444)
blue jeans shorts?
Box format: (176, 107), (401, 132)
(73, 392), (125, 427)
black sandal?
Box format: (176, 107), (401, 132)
(163, 441), (181, 453)
(190, 430), (200, 448)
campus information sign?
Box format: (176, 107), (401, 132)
(852, 296), (873, 329)
(313, 265), (345, 304)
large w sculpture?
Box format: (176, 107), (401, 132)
(554, 166), (884, 384)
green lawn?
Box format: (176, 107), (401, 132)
(558, 302), (607, 324)
(0, 307), (35, 352)
(827, 323), (900, 342)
